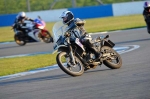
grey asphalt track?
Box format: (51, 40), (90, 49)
(0, 28), (150, 99)
(0, 41), (54, 57)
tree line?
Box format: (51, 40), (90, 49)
(0, 0), (141, 15)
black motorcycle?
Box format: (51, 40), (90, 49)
(52, 21), (122, 76)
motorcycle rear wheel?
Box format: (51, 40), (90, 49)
(56, 52), (84, 76)
(102, 46), (122, 69)
(14, 33), (26, 46)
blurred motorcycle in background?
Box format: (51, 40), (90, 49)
(12, 16), (53, 46)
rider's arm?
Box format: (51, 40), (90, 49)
(74, 18), (87, 35)
(24, 17), (34, 22)
(75, 18), (86, 26)
(12, 18), (20, 27)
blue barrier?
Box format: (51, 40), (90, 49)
(0, 1), (144, 27)
(68, 4), (113, 19)
(0, 14), (17, 27)
(0, 4), (113, 27)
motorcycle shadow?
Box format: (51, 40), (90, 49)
(84, 68), (111, 74)
(0, 74), (70, 86)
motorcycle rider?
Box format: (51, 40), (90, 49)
(143, 1), (150, 33)
(60, 11), (100, 60)
(12, 11), (34, 34)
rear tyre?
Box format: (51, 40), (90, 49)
(56, 52), (84, 76)
(102, 46), (122, 69)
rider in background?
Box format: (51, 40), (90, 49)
(60, 11), (100, 60)
(12, 11), (34, 34)
(143, 1), (150, 33)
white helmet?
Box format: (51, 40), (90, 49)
(19, 12), (26, 17)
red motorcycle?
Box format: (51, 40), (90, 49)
(12, 16), (53, 46)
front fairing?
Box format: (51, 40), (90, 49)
(52, 21), (68, 51)
(52, 21), (85, 52)
(34, 18), (46, 29)
(52, 21), (80, 43)
(52, 21), (68, 43)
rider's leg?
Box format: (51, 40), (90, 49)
(84, 39), (100, 60)
(146, 22), (150, 33)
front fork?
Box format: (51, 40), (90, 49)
(68, 44), (76, 65)
(41, 29), (47, 37)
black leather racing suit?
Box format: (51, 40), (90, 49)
(143, 7), (150, 33)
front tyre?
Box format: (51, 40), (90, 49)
(56, 52), (84, 76)
(41, 31), (53, 43)
(14, 33), (26, 46)
(102, 46), (122, 69)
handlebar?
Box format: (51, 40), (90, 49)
(104, 35), (109, 39)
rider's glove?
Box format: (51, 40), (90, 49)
(64, 32), (70, 37)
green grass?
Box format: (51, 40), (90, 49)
(0, 14), (146, 76)
(85, 14), (146, 32)
(0, 54), (57, 76)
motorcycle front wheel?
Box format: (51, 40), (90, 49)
(14, 33), (26, 46)
(102, 46), (122, 69)
(40, 31), (53, 43)
(56, 52), (84, 76)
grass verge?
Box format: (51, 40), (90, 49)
(0, 54), (57, 76)
(0, 14), (146, 76)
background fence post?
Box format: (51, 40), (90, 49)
(72, 0), (76, 8)
(26, 0), (31, 12)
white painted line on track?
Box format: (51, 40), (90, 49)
(0, 52), (51, 59)
(0, 65), (58, 81)
(0, 42), (15, 45)
(0, 45), (140, 81)
(117, 45), (140, 54)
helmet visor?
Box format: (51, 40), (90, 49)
(62, 17), (67, 22)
